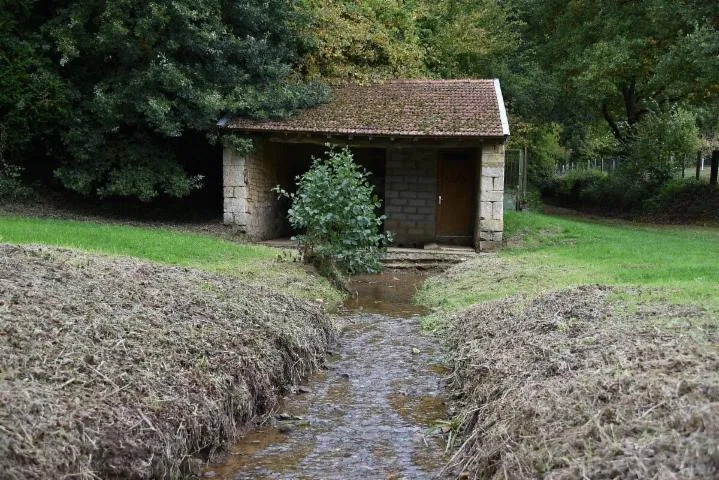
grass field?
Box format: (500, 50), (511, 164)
(418, 211), (719, 324)
(0, 215), (342, 305)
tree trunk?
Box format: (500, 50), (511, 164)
(710, 150), (719, 186)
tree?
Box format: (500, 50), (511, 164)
(624, 107), (701, 188)
(2, 0), (327, 200)
(417, 0), (519, 80)
(0, 1), (69, 177)
(295, 0), (425, 84)
(513, 0), (718, 144)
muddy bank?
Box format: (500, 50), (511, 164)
(0, 245), (334, 479)
(446, 285), (719, 479)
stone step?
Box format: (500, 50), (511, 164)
(382, 247), (475, 269)
(256, 239), (475, 269)
(382, 262), (448, 270)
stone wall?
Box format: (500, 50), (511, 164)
(222, 146), (248, 227)
(475, 142), (505, 251)
(223, 141), (289, 240)
(223, 139), (506, 250)
(384, 147), (438, 247)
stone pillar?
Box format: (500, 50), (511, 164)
(223, 146), (248, 227)
(222, 141), (287, 240)
(475, 141), (505, 252)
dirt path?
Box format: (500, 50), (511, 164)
(205, 272), (451, 479)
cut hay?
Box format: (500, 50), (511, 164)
(446, 285), (719, 479)
(0, 244), (334, 479)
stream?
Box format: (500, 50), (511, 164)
(206, 272), (451, 479)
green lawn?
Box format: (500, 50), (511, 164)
(418, 211), (719, 322)
(0, 215), (342, 305)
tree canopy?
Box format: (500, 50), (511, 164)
(1, 0), (717, 200)
(515, 0), (718, 142)
(1, 0), (326, 200)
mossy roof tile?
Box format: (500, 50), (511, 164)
(223, 80), (508, 138)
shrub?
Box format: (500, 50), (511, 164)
(274, 146), (392, 280)
(528, 124), (569, 191)
(642, 178), (719, 222)
(0, 160), (33, 200)
(525, 186), (544, 212)
(557, 169), (608, 202)
(552, 169), (655, 213)
(600, 175), (648, 212)
(623, 107), (701, 189)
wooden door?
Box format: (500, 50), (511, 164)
(437, 151), (475, 241)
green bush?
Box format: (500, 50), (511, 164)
(601, 175), (647, 212)
(551, 169), (653, 213)
(0, 160), (33, 201)
(274, 146), (392, 279)
(642, 178), (719, 221)
(623, 107), (701, 189)
(546, 168), (719, 221)
(557, 169), (608, 202)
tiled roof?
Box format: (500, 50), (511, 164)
(221, 79), (509, 138)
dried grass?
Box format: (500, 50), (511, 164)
(0, 244), (334, 479)
(445, 285), (719, 479)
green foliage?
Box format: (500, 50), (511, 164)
(0, 161), (33, 201)
(54, 138), (205, 201)
(417, 0), (519, 79)
(274, 146), (392, 276)
(0, 123), (33, 200)
(642, 179), (719, 222)
(556, 169), (609, 204)
(515, 0), (717, 137)
(294, 0), (522, 85)
(548, 163), (719, 221)
(498, 0), (717, 194)
(623, 107), (701, 188)
(569, 123), (622, 166)
(219, 134), (255, 157)
(49, 0), (329, 200)
(0, 2), (70, 166)
(1, 1), (327, 200)
(296, 0), (425, 83)
(544, 105), (704, 213)
(2, 0), (715, 208)
(509, 120), (568, 191)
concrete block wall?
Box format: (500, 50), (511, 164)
(223, 141), (287, 240)
(475, 141), (505, 251)
(384, 148), (437, 247)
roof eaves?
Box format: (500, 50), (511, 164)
(222, 125), (505, 139)
(494, 79), (510, 137)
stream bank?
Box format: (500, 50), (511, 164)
(0, 245), (334, 480)
(206, 271), (451, 479)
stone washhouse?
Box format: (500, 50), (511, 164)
(218, 79), (510, 252)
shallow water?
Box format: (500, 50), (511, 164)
(206, 271), (450, 479)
